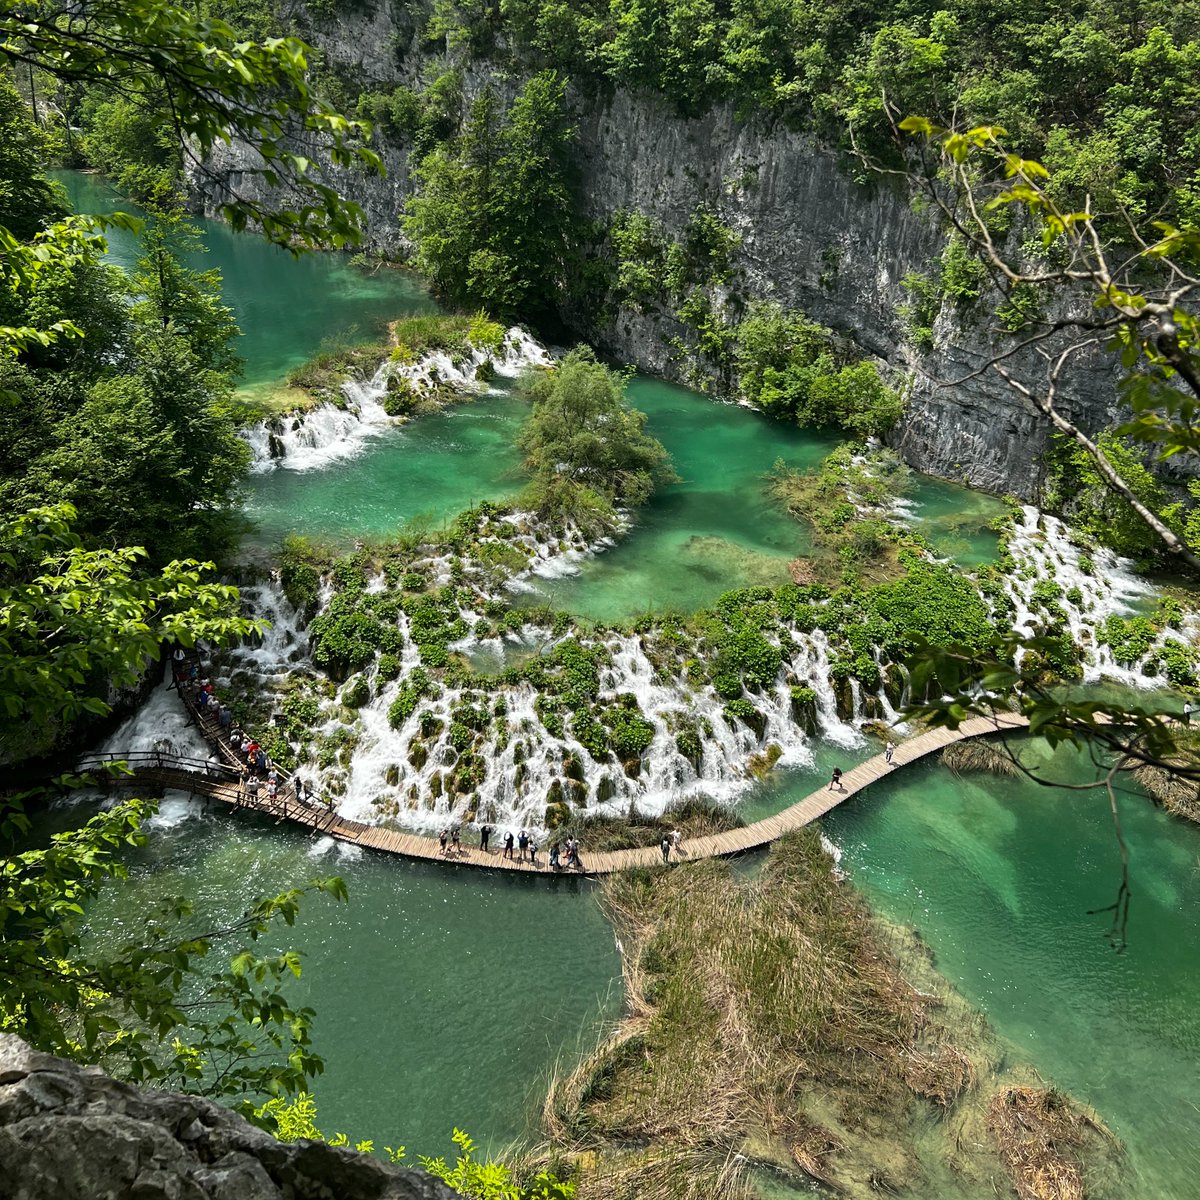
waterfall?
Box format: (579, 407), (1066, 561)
(1002, 505), (1189, 686)
(244, 326), (551, 472)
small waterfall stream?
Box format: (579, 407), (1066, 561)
(244, 327), (551, 472)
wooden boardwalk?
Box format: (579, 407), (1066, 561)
(89, 710), (1031, 878)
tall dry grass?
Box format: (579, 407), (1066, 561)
(541, 829), (974, 1198)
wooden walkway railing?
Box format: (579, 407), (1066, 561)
(90, 704), (1031, 877)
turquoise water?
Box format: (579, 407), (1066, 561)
(243, 392), (530, 548)
(244, 371), (1003, 616)
(71, 798), (620, 1154)
(54, 171), (435, 388)
(817, 741), (1200, 1198)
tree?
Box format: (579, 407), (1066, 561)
(404, 72), (578, 317)
(518, 346), (675, 527)
(0, 0), (378, 247)
(6, 214), (250, 563)
(0, 504), (347, 1100)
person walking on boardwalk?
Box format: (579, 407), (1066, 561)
(451, 826), (461, 855)
(479, 823), (492, 852)
(884, 742), (895, 766)
(660, 833), (671, 863)
(670, 829), (683, 858)
(549, 841), (561, 871)
(829, 766), (843, 791)
(503, 830), (515, 860)
(528, 836), (539, 866)
(439, 827), (449, 855)
(517, 829), (529, 862)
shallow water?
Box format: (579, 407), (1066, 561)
(50, 798), (621, 1155)
(817, 741), (1200, 1198)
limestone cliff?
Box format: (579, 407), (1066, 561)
(0, 1035), (454, 1200)
(190, 0), (1121, 499)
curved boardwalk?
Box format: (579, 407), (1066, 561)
(87, 703), (1030, 877)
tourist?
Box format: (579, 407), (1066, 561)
(267, 778), (278, 799)
(670, 828), (683, 857)
(246, 775), (260, 801)
(451, 827), (461, 855)
(255, 748), (268, 777)
(479, 823), (492, 852)
(528, 836), (538, 866)
(267, 767), (278, 786)
(549, 841), (561, 871)
(517, 829), (529, 862)
(439, 828), (449, 855)
(564, 836), (577, 869)
(884, 742), (895, 765)
(829, 766), (843, 791)
(219, 705), (233, 732)
(660, 833), (671, 863)
(503, 830), (515, 860)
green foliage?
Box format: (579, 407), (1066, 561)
(1, 0), (378, 249)
(1045, 433), (1184, 562)
(732, 302), (900, 436)
(404, 73), (578, 318)
(604, 706), (656, 761)
(280, 536), (322, 620)
(388, 668), (434, 728)
(609, 209), (669, 309)
(872, 555), (993, 658)
(518, 346), (676, 525)
(421, 1128), (575, 1199)
(938, 235), (989, 305)
(79, 92), (181, 208)
(0, 504), (257, 759)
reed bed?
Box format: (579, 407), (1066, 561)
(986, 1086), (1112, 1200)
(942, 738), (1022, 778)
(1131, 762), (1200, 823)
(542, 829), (975, 1198)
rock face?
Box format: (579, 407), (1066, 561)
(189, 1), (1123, 500)
(0, 1035), (454, 1200)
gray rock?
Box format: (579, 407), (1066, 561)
(187, 8), (1131, 500)
(0, 1035), (455, 1200)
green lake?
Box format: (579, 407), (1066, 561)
(56, 171), (1200, 1197)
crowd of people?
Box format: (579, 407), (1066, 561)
(435, 822), (688, 870)
(436, 823), (595, 871)
(171, 648), (330, 812)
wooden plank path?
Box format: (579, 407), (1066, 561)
(94, 707), (1031, 878)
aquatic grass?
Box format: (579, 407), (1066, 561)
(986, 1086), (1110, 1200)
(942, 738), (1022, 778)
(542, 831), (951, 1196)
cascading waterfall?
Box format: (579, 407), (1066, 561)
(245, 326), (551, 472)
(1003, 504), (1194, 685)
(164, 488), (1196, 837)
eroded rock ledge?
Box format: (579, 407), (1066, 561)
(0, 1035), (453, 1200)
